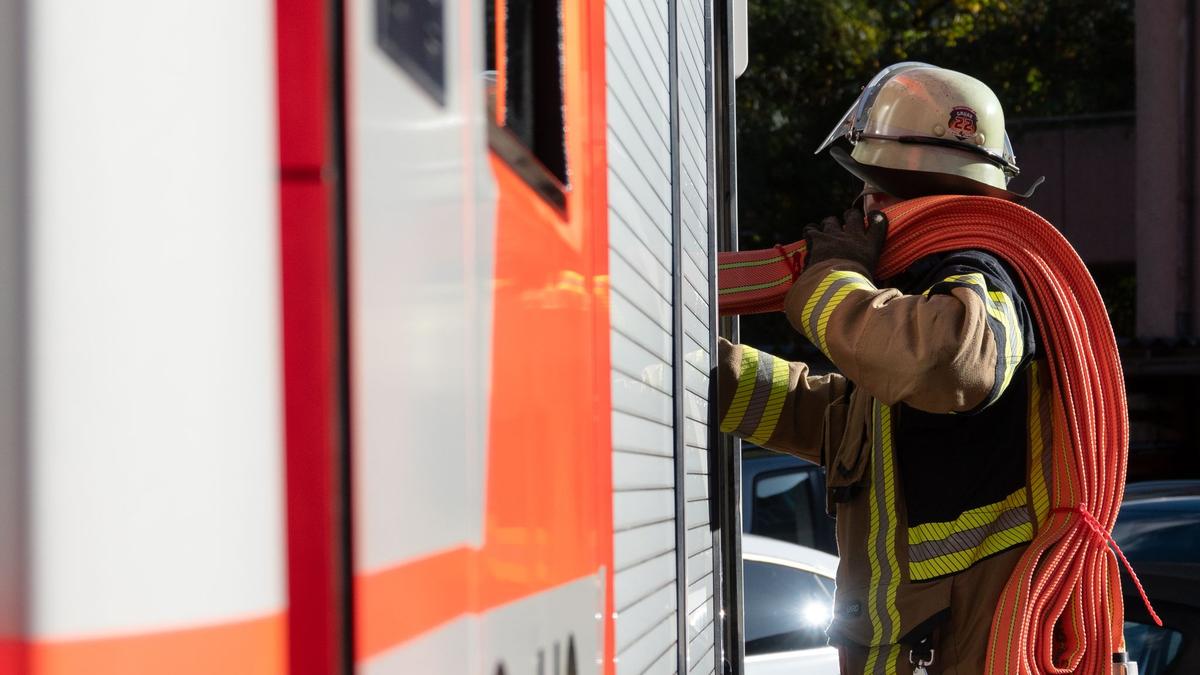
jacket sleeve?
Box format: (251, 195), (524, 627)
(715, 337), (848, 465)
(783, 252), (1035, 414)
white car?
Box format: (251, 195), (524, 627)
(743, 534), (841, 675)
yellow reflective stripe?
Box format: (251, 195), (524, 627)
(865, 647), (879, 675)
(1028, 362), (1051, 527)
(800, 272), (843, 344)
(815, 275), (874, 353)
(879, 405), (901, 638)
(905, 485), (1034, 581)
(866, 402), (901, 647)
(988, 289), (1023, 392)
(746, 355), (789, 445)
(865, 643), (902, 675)
(934, 273), (1024, 394)
(908, 521), (1034, 582)
(865, 406), (885, 645)
(802, 270), (874, 353)
(888, 645), (902, 675)
(719, 346), (759, 433)
(941, 273), (984, 287)
(907, 487), (1028, 545)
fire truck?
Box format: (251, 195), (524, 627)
(0, 0), (750, 673)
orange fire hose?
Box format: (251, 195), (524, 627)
(718, 195), (1159, 673)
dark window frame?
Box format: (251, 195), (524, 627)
(486, 0), (569, 211)
(749, 467), (820, 548)
(376, 0), (447, 105)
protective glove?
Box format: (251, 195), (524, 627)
(803, 208), (889, 279)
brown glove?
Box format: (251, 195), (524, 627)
(803, 209), (889, 278)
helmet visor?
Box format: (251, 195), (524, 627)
(814, 61), (932, 155)
(1001, 133), (1018, 183)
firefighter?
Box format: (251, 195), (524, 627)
(719, 63), (1047, 674)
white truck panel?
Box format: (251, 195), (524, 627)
(616, 615), (677, 674)
(615, 583), (676, 653)
(614, 551), (676, 611)
(612, 484), (676, 531)
(613, 409), (675, 457)
(686, 547), (715, 584)
(614, 520), (677, 570)
(613, 451), (675, 491)
(26, 0), (284, 635)
(347, 0), (495, 572)
(361, 618), (474, 675)
(363, 576), (604, 675)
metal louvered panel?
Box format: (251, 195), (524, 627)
(678, 0), (718, 673)
(608, 0), (679, 672)
(610, 0), (719, 672)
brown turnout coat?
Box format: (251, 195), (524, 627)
(719, 256), (1054, 675)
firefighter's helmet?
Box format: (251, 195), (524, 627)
(816, 62), (1044, 201)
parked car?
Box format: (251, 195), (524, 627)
(1113, 480), (1200, 675)
(742, 534), (840, 675)
(743, 446), (837, 555)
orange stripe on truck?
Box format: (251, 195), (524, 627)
(8, 613), (285, 675)
(354, 546), (475, 660)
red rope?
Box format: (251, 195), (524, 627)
(717, 196), (1146, 673)
(1050, 505), (1161, 627)
(774, 243), (803, 281)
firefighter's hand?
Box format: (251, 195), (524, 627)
(803, 209), (888, 277)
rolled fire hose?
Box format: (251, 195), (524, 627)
(717, 195), (1160, 674)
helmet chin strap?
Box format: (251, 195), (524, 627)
(856, 182), (904, 214)
(853, 182), (884, 209)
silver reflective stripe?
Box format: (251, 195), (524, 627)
(908, 505), (1031, 563)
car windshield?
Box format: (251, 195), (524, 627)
(1124, 621), (1185, 675)
(751, 469), (818, 547)
(1112, 497), (1200, 563)
(743, 559), (835, 655)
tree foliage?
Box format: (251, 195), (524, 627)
(736, 0), (1135, 248)
(735, 0), (1135, 352)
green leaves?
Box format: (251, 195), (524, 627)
(737, 0), (1133, 245)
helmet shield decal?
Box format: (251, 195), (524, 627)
(948, 106), (978, 140)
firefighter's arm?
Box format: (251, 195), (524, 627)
(783, 254), (1033, 414)
(715, 337), (848, 465)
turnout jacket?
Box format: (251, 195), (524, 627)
(718, 251), (1053, 674)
